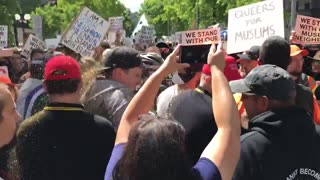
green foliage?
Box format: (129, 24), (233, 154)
(31, 0), (134, 39)
(0, 0), (19, 46)
(141, 0), (260, 36)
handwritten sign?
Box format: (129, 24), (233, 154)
(138, 26), (154, 45)
(109, 16), (123, 32)
(181, 28), (221, 45)
(294, 15), (320, 44)
(21, 34), (46, 58)
(61, 7), (110, 57)
(0, 66), (8, 77)
(227, 0), (284, 54)
(0, 26), (8, 48)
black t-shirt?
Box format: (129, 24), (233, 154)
(16, 103), (116, 180)
(170, 86), (217, 165)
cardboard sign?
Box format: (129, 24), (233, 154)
(0, 49), (13, 57)
(61, 7), (110, 57)
(227, 0), (284, 54)
(0, 66), (8, 77)
(21, 34), (46, 58)
(294, 15), (320, 44)
(109, 16), (124, 32)
(138, 26), (154, 45)
(0, 26), (8, 48)
(181, 28), (221, 45)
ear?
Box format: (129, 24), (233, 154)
(205, 76), (211, 84)
(259, 96), (269, 111)
(257, 58), (262, 66)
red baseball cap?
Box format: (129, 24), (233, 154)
(202, 56), (241, 82)
(44, 56), (81, 81)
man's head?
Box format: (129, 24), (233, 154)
(156, 42), (171, 59)
(200, 64), (212, 93)
(287, 45), (309, 78)
(259, 36), (291, 70)
(44, 56), (81, 96)
(0, 84), (21, 147)
(102, 47), (143, 91)
(237, 46), (260, 77)
(30, 49), (48, 79)
(230, 65), (296, 119)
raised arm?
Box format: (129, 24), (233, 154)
(115, 46), (189, 145)
(201, 43), (241, 180)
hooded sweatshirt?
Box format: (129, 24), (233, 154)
(233, 107), (320, 180)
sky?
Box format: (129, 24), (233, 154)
(120, 0), (144, 12)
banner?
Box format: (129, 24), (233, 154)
(0, 26), (8, 48)
(109, 17), (124, 32)
(294, 15), (320, 44)
(138, 26), (154, 45)
(21, 34), (46, 58)
(61, 7), (110, 57)
(181, 28), (221, 45)
(227, 0), (284, 54)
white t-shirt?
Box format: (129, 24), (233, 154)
(156, 85), (185, 117)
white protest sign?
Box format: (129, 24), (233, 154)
(21, 34), (46, 58)
(107, 32), (116, 45)
(61, 7), (110, 57)
(109, 16), (124, 32)
(0, 26), (8, 48)
(294, 15), (320, 44)
(181, 28), (221, 45)
(138, 26), (154, 45)
(227, 0), (284, 54)
(0, 66), (8, 77)
(45, 38), (60, 49)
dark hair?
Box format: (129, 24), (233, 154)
(30, 49), (44, 60)
(44, 79), (80, 95)
(113, 118), (194, 180)
(259, 36), (291, 70)
(30, 65), (45, 80)
(100, 41), (110, 50)
(178, 67), (201, 83)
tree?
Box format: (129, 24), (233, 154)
(32, 0), (134, 39)
(141, 0), (260, 36)
(0, 0), (19, 46)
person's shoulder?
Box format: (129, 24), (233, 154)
(17, 111), (47, 136)
(240, 131), (270, 149)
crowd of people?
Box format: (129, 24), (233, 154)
(0, 29), (320, 180)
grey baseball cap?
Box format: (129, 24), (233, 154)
(229, 65), (296, 101)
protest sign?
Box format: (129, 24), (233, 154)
(0, 26), (8, 48)
(61, 7), (110, 57)
(294, 15), (320, 44)
(0, 66), (9, 77)
(181, 28), (221, 45)
(107, 32), (116, 45)
(0, 49), (13, 57)
(138, 26), (154, 45)
(227, 0), (284, 54)
(21, 34), (46, 58)
(109, 17), (124, 32)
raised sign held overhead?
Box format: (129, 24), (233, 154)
(109, 16), (124, 32)
(21, 34), (46, 58)
(227, 0), (284, 54)
(0, 26), (8, 48)
(181, 28), (221, 45)
(138, 25), (154, 46)
(294, 15), (320, 44)
(61, 7), (110, 57)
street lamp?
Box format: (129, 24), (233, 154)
(13, 13), (31, 46)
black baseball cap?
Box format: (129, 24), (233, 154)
(230, 65), (296, 101)
(237, 46), (260, 61)
(101, 47), (143, 71)
(156, 42), (170, 49)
